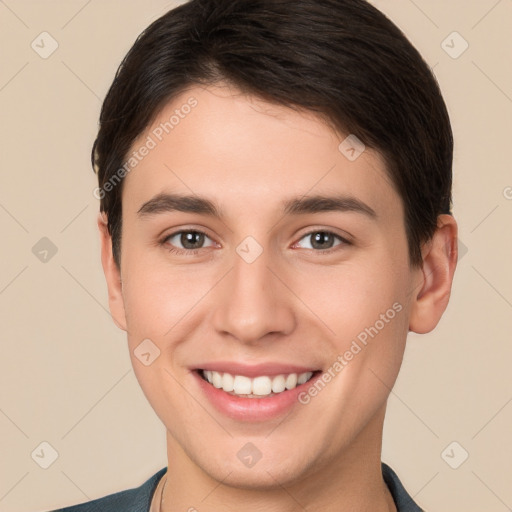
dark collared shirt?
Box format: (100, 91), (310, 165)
(50, 462), (423, 511)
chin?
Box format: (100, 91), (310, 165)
(211, 463), (300, 491)
(195, 445), (314, 491)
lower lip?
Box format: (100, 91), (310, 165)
(193, 370), (322, 422)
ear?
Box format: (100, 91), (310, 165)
(409, 214), (458, 334)
(97, 212), (128, 331)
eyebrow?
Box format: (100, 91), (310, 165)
(136, 192), (377, 220)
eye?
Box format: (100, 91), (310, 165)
(294, 230), (351, 252)
(160, 229), (216, 255)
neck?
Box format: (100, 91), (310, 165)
(161, 406), (396, 512)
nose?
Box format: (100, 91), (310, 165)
(211, 243), (296, 345)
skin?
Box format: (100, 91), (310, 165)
(98, 82), (458, 512)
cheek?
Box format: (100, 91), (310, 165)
(121, 252), (200, 335)
(292, 258), (407, 341)
(295, 256), (411, 404)
(330, 266), (410, 397)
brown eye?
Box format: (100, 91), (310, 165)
(161, 230), (215, 254)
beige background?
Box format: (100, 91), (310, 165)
(0, 1), (511, 511)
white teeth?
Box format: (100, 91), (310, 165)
(271, 375), (286, 393)
(222, 372), (234, 392)
(212, 371), (223, 388)
(202, 370), (315, 397)
(233, 375), (252, 394)
(297, 372), (312, 385)
(252, 376), (272, 395)
(285, 373), (298, 389)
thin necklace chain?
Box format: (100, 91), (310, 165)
(159, 475), (168, 512)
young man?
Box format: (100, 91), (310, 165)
(53, 0), (458, 510)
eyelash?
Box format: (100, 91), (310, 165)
(159, 229), (351, 256)
(160, 229), (212, 256)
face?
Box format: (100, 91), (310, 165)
(101, 82), (427, 489)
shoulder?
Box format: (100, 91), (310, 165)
(48, 467), (167, 512)
(381, 462), (424, 512)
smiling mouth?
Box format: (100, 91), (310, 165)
(197, 369), (320, 398)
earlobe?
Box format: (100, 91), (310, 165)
(409, 214), (458, 334)
(97, 212), (128, 332)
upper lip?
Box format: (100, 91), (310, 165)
(193, 361), (320, 378)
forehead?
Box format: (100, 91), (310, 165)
(121, 83), (400, 223)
